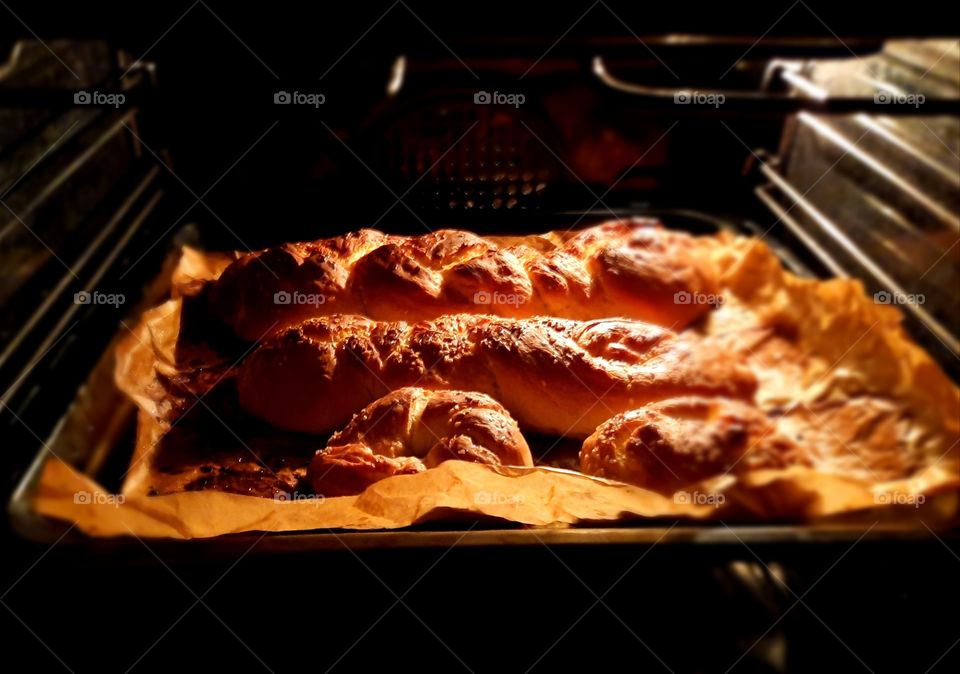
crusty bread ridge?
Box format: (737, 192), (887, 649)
(237, 314), (757, 436)
(309, 387), (533, 496)
(209, 218), (720, 340)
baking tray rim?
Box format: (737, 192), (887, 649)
(8, 212), (957, 548)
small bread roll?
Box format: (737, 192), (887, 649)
(580, 397), (802, 494)
(310, 387), (532, 496)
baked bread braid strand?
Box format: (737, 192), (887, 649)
(237, 315), (757, 436)
(210, 218), (720, 339)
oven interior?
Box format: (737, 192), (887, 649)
(1, 3), (958, 670)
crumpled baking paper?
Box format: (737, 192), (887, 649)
(34, 236), (960, 537)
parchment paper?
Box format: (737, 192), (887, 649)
(34, 237), (960, 538)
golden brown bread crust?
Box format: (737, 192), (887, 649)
(579, 397), (804, 494)
(309, 387), (532, 496)
(578, 395), (936, 493)
(236, 315), (757, 436)
(209, 219), (719, 340)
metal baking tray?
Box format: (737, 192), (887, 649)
(8, 212), (956, 551)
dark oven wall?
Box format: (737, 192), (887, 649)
(1, 5), (958, 674)
(2, 0), (946, 247)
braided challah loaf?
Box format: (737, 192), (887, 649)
(236, 314), (757, 436)
(209, 218), (720, 340)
